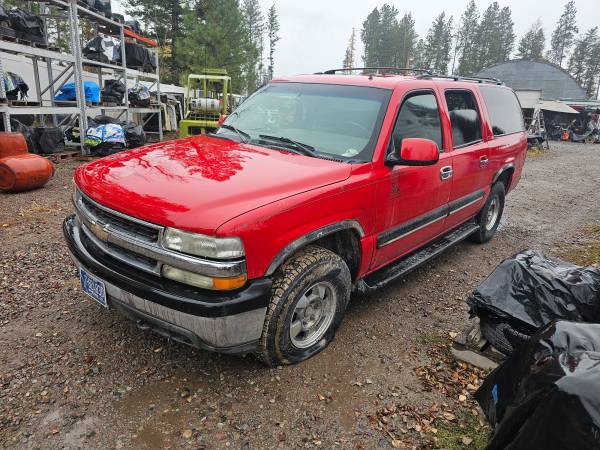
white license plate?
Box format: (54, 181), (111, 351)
(79, 268), (108, 308)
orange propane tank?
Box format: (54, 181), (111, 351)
(0, 132), (28, 158)
(0, 154), (54, 193)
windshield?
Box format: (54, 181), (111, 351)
(215, 82), (391, 161)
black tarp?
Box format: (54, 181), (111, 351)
(124, 42), (156, 72)
(8, 9), (45, 38)
(468, 250), (600, 354)
(33, 127), (65, 154)
(476, 320), (600, 450)
(101, 79), (126, 104)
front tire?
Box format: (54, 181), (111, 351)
(258, 245), (351, 366)
(470, 182), (505, 244)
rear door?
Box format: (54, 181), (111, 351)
(371, 90), (452, 269)
(441, 89), (489, 229)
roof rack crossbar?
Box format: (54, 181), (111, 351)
(318, 67), (433, 76)
(416, 73), (503, 85)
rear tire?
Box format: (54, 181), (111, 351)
(257, 245), (351, 366)
(470, 182), (505, 244)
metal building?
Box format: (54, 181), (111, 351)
(475, 59), (587, 100)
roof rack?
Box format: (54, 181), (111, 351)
(318, 67), (433, 76)
(416, 74), (503, 85)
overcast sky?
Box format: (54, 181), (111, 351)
(113, 0), (599, 77)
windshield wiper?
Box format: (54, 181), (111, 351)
(219, 124), (250, 143)
(257, 134), (317, 157)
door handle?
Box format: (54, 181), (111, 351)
(480, 156), (489, 167)
(440, 166), (453, 180)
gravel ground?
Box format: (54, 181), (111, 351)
(1, 142), (599, 449)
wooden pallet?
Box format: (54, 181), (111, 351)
(43, 151), (80, 162)
(16, 38), (48, 49)
(9, 100), (41, 107)
(0, 33), (17, 43)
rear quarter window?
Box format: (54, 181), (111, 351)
(480, 86), (525, 136)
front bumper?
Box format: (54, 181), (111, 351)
(63, 215), (271, 354)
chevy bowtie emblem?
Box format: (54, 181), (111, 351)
(90, 222), (110, 241)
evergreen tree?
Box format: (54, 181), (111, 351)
(378, 4), (399, 67)
(176, 0), (246, 90)
(423, 13), (454, 74)
(266, 5), (280, 81)
(395, 13), (417, 68)
(472, 3), (514, 73)
(124, 0), (189, 83)
(568, 27), (597, 84)
(412, 39), (427, 70)
(241, 0), (264, 93)
(583, 41), (600, 98)
(517, 20), (546, 59)
(547, 1), (578, 67)
(361, 8), (382, 67)
(456, 0), (480, 75)
(343, 28), (357, 70)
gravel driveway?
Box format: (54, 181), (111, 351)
(1, 142), (599, 449)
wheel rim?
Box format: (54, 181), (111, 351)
(485, 196), (500, 231)
(289, 281), (337, 349)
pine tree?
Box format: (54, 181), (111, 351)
(266, 5), (280, 81)
(412, 39), (427, 70)
(124, 0), (188, 83)
(361, 8), (382, 67)
(547, 1), (578, 67)
(377, 4), (400, 67)
(456, 0), (480, 75)
(517, 20), (545, 59)
(343, 28), (357, 71)
(176, 0), (246, 90)
(423, 13), (454, 74)
(471, 3), (514, 73)
(497, 7), (516, 60)
(241, 0), (264, 93)
(583, 41), (600, 98)
(568, 27), (597, 84)
(395, 13), (417, 68)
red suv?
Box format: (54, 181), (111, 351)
(63, 69), (526, 365)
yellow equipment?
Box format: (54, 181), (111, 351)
(179, 69), (232, 137)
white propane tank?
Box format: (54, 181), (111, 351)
(190, 97), (221, 112)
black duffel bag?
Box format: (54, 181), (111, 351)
(8, 8), (45, 38)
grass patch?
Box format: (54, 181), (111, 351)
(416, 332), (449, 346)
(433, 412), (489, 450)
(560, 223), (600, 266)
(526, 145), (547, 158)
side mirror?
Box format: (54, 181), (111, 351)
(218, 114), (227, 125)
(385, 138), (440, 166)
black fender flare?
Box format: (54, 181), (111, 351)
(492, 163), (515, 187)
(265, 220), (365, 276)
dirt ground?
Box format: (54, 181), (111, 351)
(1, 142), (599, 450)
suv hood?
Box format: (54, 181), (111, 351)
(75, 135), (351, 234)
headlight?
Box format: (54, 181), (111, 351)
(162, 228), (244, 259)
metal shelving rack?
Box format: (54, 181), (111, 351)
(0, 0), (162, 154)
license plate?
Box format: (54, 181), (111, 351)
(79, 268), (108, 308)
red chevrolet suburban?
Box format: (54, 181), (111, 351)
(63, 69), (526, 365)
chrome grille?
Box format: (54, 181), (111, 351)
(80, 195), (160, 243)
(72, 188), (246, 279)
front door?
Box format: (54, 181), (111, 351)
(372, 90), (453, 270)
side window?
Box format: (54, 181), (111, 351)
(392, 92), (443, 152)
(445, 90), (482, 148)
(479, 86), (525, 136)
